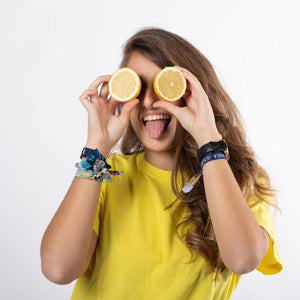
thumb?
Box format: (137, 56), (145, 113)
(152, 100), (181, 120)
(119, 99), (139, 125)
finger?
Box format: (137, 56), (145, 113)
(78, 89), (98, 110)
(79, 88), (98, 100)
(175, 66), (206, 97)
(119, 99), (139, 125)
(90, 76), (111, 102)
(108, 98), (119, 114)
(88, 75), (111, 89)
(175, 67), (210, 112)
(152, 100), (181, 120)
(79, 97), (92, 110)
(99, 82), (109, 99)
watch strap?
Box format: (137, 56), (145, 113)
(197, 139), (229, 162)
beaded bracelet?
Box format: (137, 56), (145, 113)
(182, 151), (227, 193)
(75, 148), (122, 184)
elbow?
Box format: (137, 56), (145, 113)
(223, 234), (268, 275)
(41, 258), (80, 285)
(224, 250), (264, 275)
(228, 258), (260, 275)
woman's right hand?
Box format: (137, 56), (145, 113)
(79, 75), (139, 157)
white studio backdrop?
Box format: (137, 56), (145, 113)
(0, 0), (298, 299)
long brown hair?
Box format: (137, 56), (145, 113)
(118, 27), (276, 271)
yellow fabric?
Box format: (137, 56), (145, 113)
(248, 194), (282, 274)
(71, 152), (282, 300)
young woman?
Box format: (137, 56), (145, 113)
(41, 28), (282, 299)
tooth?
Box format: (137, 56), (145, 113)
(143, 114), (171, 122)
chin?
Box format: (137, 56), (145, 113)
(142, 139), (176, 153)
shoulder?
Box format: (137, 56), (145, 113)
(107, 151), (142, 173)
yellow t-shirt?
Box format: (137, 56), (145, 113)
(71, 152), (282, 300)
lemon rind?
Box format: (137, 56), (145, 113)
(108, 68), (141, 102)
(153, 67), (186, 102)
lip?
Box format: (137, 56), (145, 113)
(140, 111), (173, 139)
(140, 111), (172, 123)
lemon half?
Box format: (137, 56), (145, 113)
(108, 68), (141, 102)
(153, 67), (186, 101)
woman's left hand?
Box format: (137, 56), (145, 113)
(153, 66), (222, 147)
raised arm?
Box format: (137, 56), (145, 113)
(40, 76), (138, 284)
(153, 67), (269, 274)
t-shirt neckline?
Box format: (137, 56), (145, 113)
(137, 152), (171, 182)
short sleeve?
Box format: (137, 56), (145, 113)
(92, 180), (107, 237)
(248, 194), (282, 274)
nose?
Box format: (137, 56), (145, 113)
(140, 86), (159, 109)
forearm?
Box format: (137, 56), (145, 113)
(203, 159), (269, 274)
(40, 73), (138, 283)
(41, 177), (100, 283)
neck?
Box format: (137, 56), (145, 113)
(144, 148), (176, 171)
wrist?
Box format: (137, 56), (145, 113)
(194, 132), (222, 148)
(85, 141), (112, 159)
(197, 138), (229, 162)
(76, 147), (123, 184)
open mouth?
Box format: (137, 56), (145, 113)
(142, 114), (171, 139)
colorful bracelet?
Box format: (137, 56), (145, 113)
(75, 148), (122, 184)
(182, 151), (227, 193)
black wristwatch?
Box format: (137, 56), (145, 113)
(197, 139), (229, 162)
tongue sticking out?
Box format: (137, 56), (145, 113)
(145, 119), (168, 139)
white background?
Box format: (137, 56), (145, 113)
(0, 0), (298, 299)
